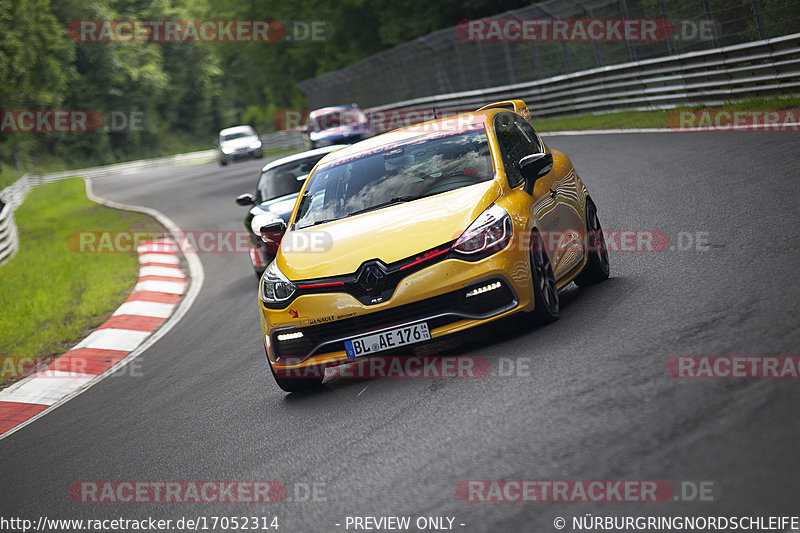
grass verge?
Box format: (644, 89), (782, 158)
(532, 95), (800, 132)
(0, 178), (165, 388)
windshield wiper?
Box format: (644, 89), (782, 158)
(346, 196), (422, 218)
(303, 218), (337, 228)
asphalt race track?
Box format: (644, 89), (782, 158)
(1, 132), (799, 531)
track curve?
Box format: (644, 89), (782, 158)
(1, 132), (799, 530)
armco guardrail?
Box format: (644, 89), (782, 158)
(0, 132), (309, 265)
(0, 148), (218, 266)
(260, 130), (307, 150)
(365, 33), (800, 118)
(300, 0), (800, 109)
(0, 201), (19, 266)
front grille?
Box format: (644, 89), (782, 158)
(289, 243), (453, 307)
(272, 277), (517, 359)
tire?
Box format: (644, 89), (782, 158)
(219, 157), (228, 166)
(574, 201), (610, 287)
(267, 350), (324, 392)
(529, 229), (560, 324)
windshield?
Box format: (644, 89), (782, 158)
(256, 153), (329, 203)
(221, 130), (254, 142)
(294, 126), (492, 229)
(312, 110), (366, 132)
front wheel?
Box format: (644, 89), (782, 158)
(529, 230), (560, 324)
(574, 202), (610, 287)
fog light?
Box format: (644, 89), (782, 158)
(277, 331), (304, 342)
(466, 281), (501, 298)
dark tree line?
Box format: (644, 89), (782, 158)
(0, 0), (538, 174)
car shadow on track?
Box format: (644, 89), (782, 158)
(276, 277), (625, 401)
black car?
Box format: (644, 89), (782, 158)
(235, 145), (347, 277)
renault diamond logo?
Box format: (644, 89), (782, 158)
(357, 263), (386, 295)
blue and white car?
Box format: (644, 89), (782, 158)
(307, 105), (374, 148)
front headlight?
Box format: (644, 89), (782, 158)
(221, 146), (233, 154)
(259, 261), (297, 305)
(452, 204), (513, 259)
(250, 140), (262, 149)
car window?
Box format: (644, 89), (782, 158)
(294, 126), (492, 229)
(255, 154), (328, 203)
(493, 113), (530, 188)
(312, 110), (366, 132)
(221, 130), (254, 142)
(514, 116), (543, 153)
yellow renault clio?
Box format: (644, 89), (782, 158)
(257, 100), (609, 391)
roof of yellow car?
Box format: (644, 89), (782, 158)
(316, 108), (506, 165)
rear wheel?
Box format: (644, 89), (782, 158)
(574, 202), (610, 287)
(529, 230), (559, 324)
(267, 351), (324, 392)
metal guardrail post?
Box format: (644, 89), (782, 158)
(752, 0), (768, 40)
(703, 0), (720, 49)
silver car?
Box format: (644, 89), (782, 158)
(218, 125), (263, 166)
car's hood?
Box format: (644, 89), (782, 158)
(221, 136), (259, 150)
(278, 180), (503, 280)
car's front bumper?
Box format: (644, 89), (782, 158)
(259, 244), (534, 371)
(222, 147), (262, 161)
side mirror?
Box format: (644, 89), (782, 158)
(236, 193), (255, 206)
(260, 220), (287, 255)
(520, 152), (554, 195)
